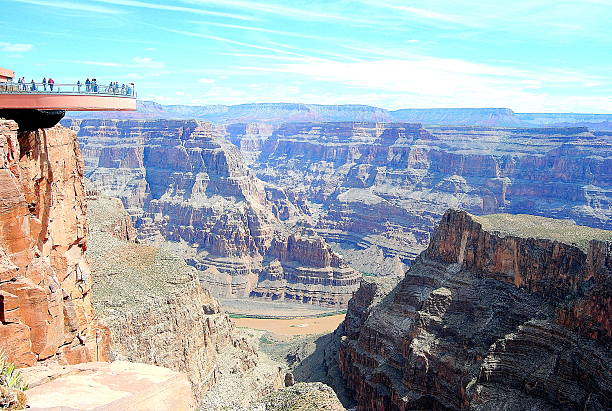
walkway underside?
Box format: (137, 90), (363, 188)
(0, 93), (136, 111)
(0, 109), (66, 131)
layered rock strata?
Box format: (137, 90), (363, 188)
(255, 122), (611, 265)
(339, 210), (611, 410)
(87, 194), (285, 401)
(66, 119), (360, 307)
(0, 120), (109, 367)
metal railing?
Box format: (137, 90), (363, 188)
(0, 81), (136, 97)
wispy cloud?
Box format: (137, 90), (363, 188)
(0, 42), (33, 52)
(155, 26), (316, 59)
(388, 5), (466, 23)
(181, 0), (375, 25)
(188, 21), (328, 41)
(91, 0), (256, 21)
(67, 56), (165, 69)
(240, 56), (608, 111)
(12, 0), (123, 14)
(132, 56), (165, 69)
(69, 60), (124, 67)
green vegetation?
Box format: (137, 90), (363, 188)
(259, 335), (274, 345)
(473, 213), (612, 252)
(0, 351), (28, 392)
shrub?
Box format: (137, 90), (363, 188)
(0, 351), (28, 392)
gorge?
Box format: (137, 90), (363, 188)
(1, 109), (609, 410)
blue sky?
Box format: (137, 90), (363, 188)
(1, 0), (611, 112)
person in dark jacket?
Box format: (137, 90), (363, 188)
(42, 77), (47, 91)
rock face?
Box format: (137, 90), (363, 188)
(338, 210), (611, 410)
(254, 122), (611, 266)
(66, 119), (360, 307)
(0, 120), (109, 367)
(87, 193), (286, 402)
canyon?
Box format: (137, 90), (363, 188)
(1, 110), (610, 410)
(64, 119), (361, 307)
(253, 122), (611, 269)
(61, 117), (611, 305)
(338, 209), (611, 410)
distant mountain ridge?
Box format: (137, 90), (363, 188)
(66, 100), (612, 129)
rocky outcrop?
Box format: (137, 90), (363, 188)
(250, 231), (361, 306)
(87, 194), (285, 401)
(66, 119), (360, 307)
(338, 210), (611, 410)
(255, 382), (346, 411)
(255, 122), (611, 267)
(0, 120), (109, 367)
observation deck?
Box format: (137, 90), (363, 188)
(0, 67), (136, 130)
(0, 81), (137, 111)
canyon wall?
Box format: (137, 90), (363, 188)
(66, 119), (360, 307)
(87, 192), (286, 403)
(338, 210), (611, 410)
(254, 122), (611, 268)
(0, 120), (109, 367)
(65, 102), (612, 130)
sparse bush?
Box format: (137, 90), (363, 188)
(0, 350), (28, 410)
(0, 352), (28, 392)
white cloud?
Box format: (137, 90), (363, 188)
(132, 57), (165, 69)
(0, 42), (33, 52)
(69, 60), (123, 67)
(240, 57), (610, 112)
(198, 78), (215, 84)
(390, 6), (465, 23)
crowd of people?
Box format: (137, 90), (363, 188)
(10, 77), (134, 96)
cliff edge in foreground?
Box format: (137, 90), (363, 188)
(0, 120), (109, 366)
(339, 209), (611, 410)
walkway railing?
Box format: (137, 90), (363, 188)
(0, 82), (136, 97)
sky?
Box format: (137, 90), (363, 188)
(1, 0), (611, 112)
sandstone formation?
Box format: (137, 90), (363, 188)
(338, 210), (611, 410)
(66, 119), (361, 307)
(22, 361), (195, 410)
(0, 119), (109, 367)
(87, 193), (285, 402)
(254, 122), (611, 267)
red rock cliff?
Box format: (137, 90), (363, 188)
(0, 119), (109, 366)
(339, 210), (611, 410)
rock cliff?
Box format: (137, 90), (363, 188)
(255, 122), (611, 268)
(338, 210), (611, 410)
(66, 119), (361, 307)
(0, 120), (109, 367)
(87, 193), (285, 402)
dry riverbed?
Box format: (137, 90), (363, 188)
(232, 314), (345, 337)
